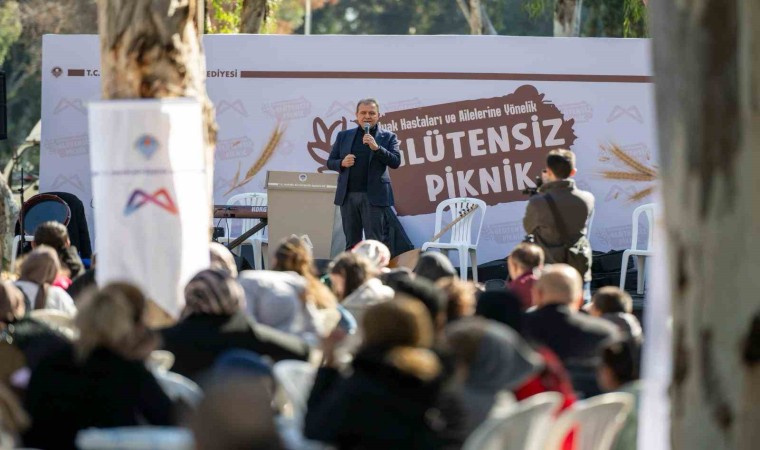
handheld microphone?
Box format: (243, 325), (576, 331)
(364, 123), (370, 135)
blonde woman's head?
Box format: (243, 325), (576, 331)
(75, 283), (158, 361)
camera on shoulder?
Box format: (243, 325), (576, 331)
(521, 175), (543, 197)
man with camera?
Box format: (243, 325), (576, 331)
(523, 149), (594, 302)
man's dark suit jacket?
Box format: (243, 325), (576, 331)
(523, 303), (620, 397)
(327, 126), (401, 207)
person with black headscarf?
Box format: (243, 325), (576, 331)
(160, 269), (311, 382)
(475, 288), (524, 332)
(446, 317), (544, 434)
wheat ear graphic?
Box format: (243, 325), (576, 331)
(225, 123), (286, 195)
(599, 143), (658, 202)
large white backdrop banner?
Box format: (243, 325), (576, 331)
(42, 35), (656, 263)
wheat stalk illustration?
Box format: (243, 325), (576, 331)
(599, 143), (658, 202)
(629, 186), (655, 202)
(224, 123), (286, 196)
(607, 144), (657, 177)
(600, 171), (656, 182)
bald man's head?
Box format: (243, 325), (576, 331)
(532, 264), (583, 309)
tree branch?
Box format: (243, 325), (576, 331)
(456, 0), (471, 22)
(480, 3), (497, 35)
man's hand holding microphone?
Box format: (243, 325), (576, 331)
(363, 122), (379, 151)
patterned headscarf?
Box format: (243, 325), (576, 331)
(183, 269), (246, 318)
(209, 242), (238, 277)
(351, 240), (391, 269)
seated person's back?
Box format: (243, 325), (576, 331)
(304, 299), (466, 449)
(506, 243), (544, 309)
(23, 283), (173, 449)
(522, 265), (619, 397)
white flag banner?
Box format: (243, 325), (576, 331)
(88, 99), (210, 318)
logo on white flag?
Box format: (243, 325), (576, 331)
(124, 188), (178, 216)
(135, 134), (160, 159)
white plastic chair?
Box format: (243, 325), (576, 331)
(76, 426), (194, 450)
(272, 360), (317, 421)
(543, 392), (634, 450)
(421, 198), (487, 282)
(151, 370), (203, 408)
(463, 392), (562, 450)
(218, 192), (268, 270)
(10, 235), (33, 272)
(619, 203), (655, 294)
(587, 208), (596, 240)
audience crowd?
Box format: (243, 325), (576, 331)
(0, 223), (643, 450)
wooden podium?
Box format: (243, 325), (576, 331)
(265, 171), (338, 262)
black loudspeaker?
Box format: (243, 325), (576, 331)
(0, 71), (6, 140)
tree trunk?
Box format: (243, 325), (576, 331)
(456, 0), (497, 35)
(468, 0), (483, 35)
(651, 0), (760, 449)
(240, 0), (269, 34)
(98, 0), (216, 151)
(554, 0), (583, 37)
(97, 0), (217, 325)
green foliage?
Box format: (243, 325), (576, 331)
(304, 0), (551, 36)
(0, 1), (22, 65)
(622, 0), (647, 37)
(488, 0), (552, 36)
(583, 0), (647, 37)
(260, 0), (286, 34)
(523, 0), (552, 20)
(523, 0), (648, 37)
(208, 0), (244, 33)
(0, 0), (97, 167)
(207, 0), (283, 34)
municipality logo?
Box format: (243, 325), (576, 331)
(124, 188), (178, 216)
(135, 134), (159, 159)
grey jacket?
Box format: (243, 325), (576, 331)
(523, 179), (595, 281)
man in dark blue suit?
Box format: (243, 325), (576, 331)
(327, 98), (401, 250)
